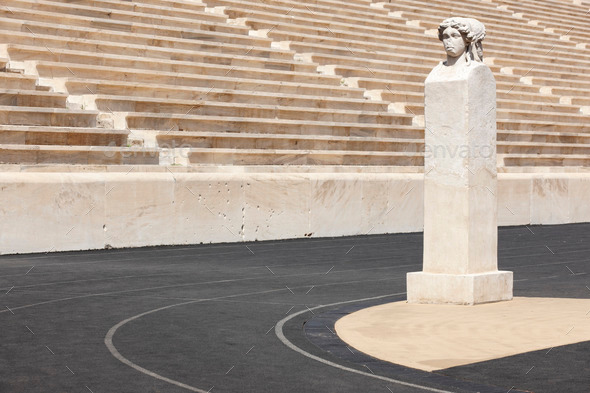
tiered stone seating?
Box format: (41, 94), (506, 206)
(369, 0), (590, 168)
(494, 0), (590, 46)
(0, 0), (426, 166)
(0, 0), (589, 168)
(0, 50), (157, 164)
(196, 0), (590, 168)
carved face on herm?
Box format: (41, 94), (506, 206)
(441, 26), (467, 58)
(437, 17), (486, 65)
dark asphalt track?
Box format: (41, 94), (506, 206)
(1, 223), (589, 393)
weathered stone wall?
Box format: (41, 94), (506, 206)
(0, 172), (587, 254)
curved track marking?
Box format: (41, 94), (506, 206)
(105, 299), (211, 393)
(104, 287), (291, 393)
(0, 275), (402, 315)
(275, 293), (455, 393)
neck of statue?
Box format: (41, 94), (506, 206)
(445, 54), (464, 67)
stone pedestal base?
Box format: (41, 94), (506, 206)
(407, 271), (513, 305)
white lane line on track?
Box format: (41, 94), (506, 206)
(0, 272), (181, 291)
(275, 293), (456, 393)
(105, 290), (445, 393)
(104, 287), (291, 393)
(0, 275), (402, 315)
(0, 257), (417, 290)
(0, 264), (406, 295)
(7, 280), (447, 392)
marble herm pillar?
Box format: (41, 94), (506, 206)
(407, 48), (513, 305)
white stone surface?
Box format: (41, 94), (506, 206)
(407, 271), (513, 305)
(0, 171), (589, 255)
(568, 176), (590, 223)
(531, 176), (569, 224)
(408, 18), (512, 304)
(498, 174), (532, 226)
(422, 62), (498, 276)
(243, 174), (310, 241)
(309, 174), (363, 238)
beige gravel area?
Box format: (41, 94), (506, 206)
(335, 297), (590, 371)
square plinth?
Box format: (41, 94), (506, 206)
(407, 271), (513, 305)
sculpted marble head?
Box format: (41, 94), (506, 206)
(438, 18), (485, 66)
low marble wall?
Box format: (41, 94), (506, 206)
(0, 172), (588, 254)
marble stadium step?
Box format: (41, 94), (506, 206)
(536, 23), (590, 45)
(388, 2), (528, 30)
(6, 0), (234, 32)
(0, 106), (98, 127)
(0, 73), (41, 91)
(289, 42), (441, 66)
(126, 114), (418, 138)
(270, 9), (583, 69)
(267, 28), (440, 55)
(549, 85), (590, 100)
(498, 109), (590, 124)
(498, 130), (590, 144)
(0, 144), (159, 165)
(247, 18), (429, 49)
(570, 97), (590, 107)
(65, 79), (389, 112)
(497, 0), (590, 29)
(0, 5), (250, 46)
(322, 65), (428, 84)
(215, 4), (425, 36)
(324, 64), (519, 86)
(298, 0), (373, 8)
(523, 75), (590, 90)
(205, 0), (396, 28)
(413, 11), (573, 47)
(517, 0), (589, 14)
(489, 45), (590, 68)
(0, 125), (128, 146)
(294, 36), (589, 75)
(390, 0), (515, 16)
(0, 164), (425, 173)
(387, 1), (583, 54)
(5, 45), (331, 85)
(0, 18), (287, 60)
(356, 78), (540, 95)
(491, 56), (590, 75)
(187, 148), (423, 166)
(1, 34), (310, 72)
(499, 99), (579, 113)
(381, 90), (563, 105)
(393, 11), (555, 43)
(0, 89), (67, 108)
(403, 99), (581, 116)
(497, 119), (590, 133)
(56, 0), (218, 21)
(499, 154), (590, 167)
(495, 65), (590, 82)
(209, 0), (394, 24)
(65, 79), (389, 111)
(498, 141), (590, 155)
(0, 7), (268, 47)
(397, 9), (566, 45)
(308, 53), (436, 75)
(94, 96), (401, 124)
(117, 0), (208, 12)
(36, 62), (364, 99)
(156, 131), (423, 152)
